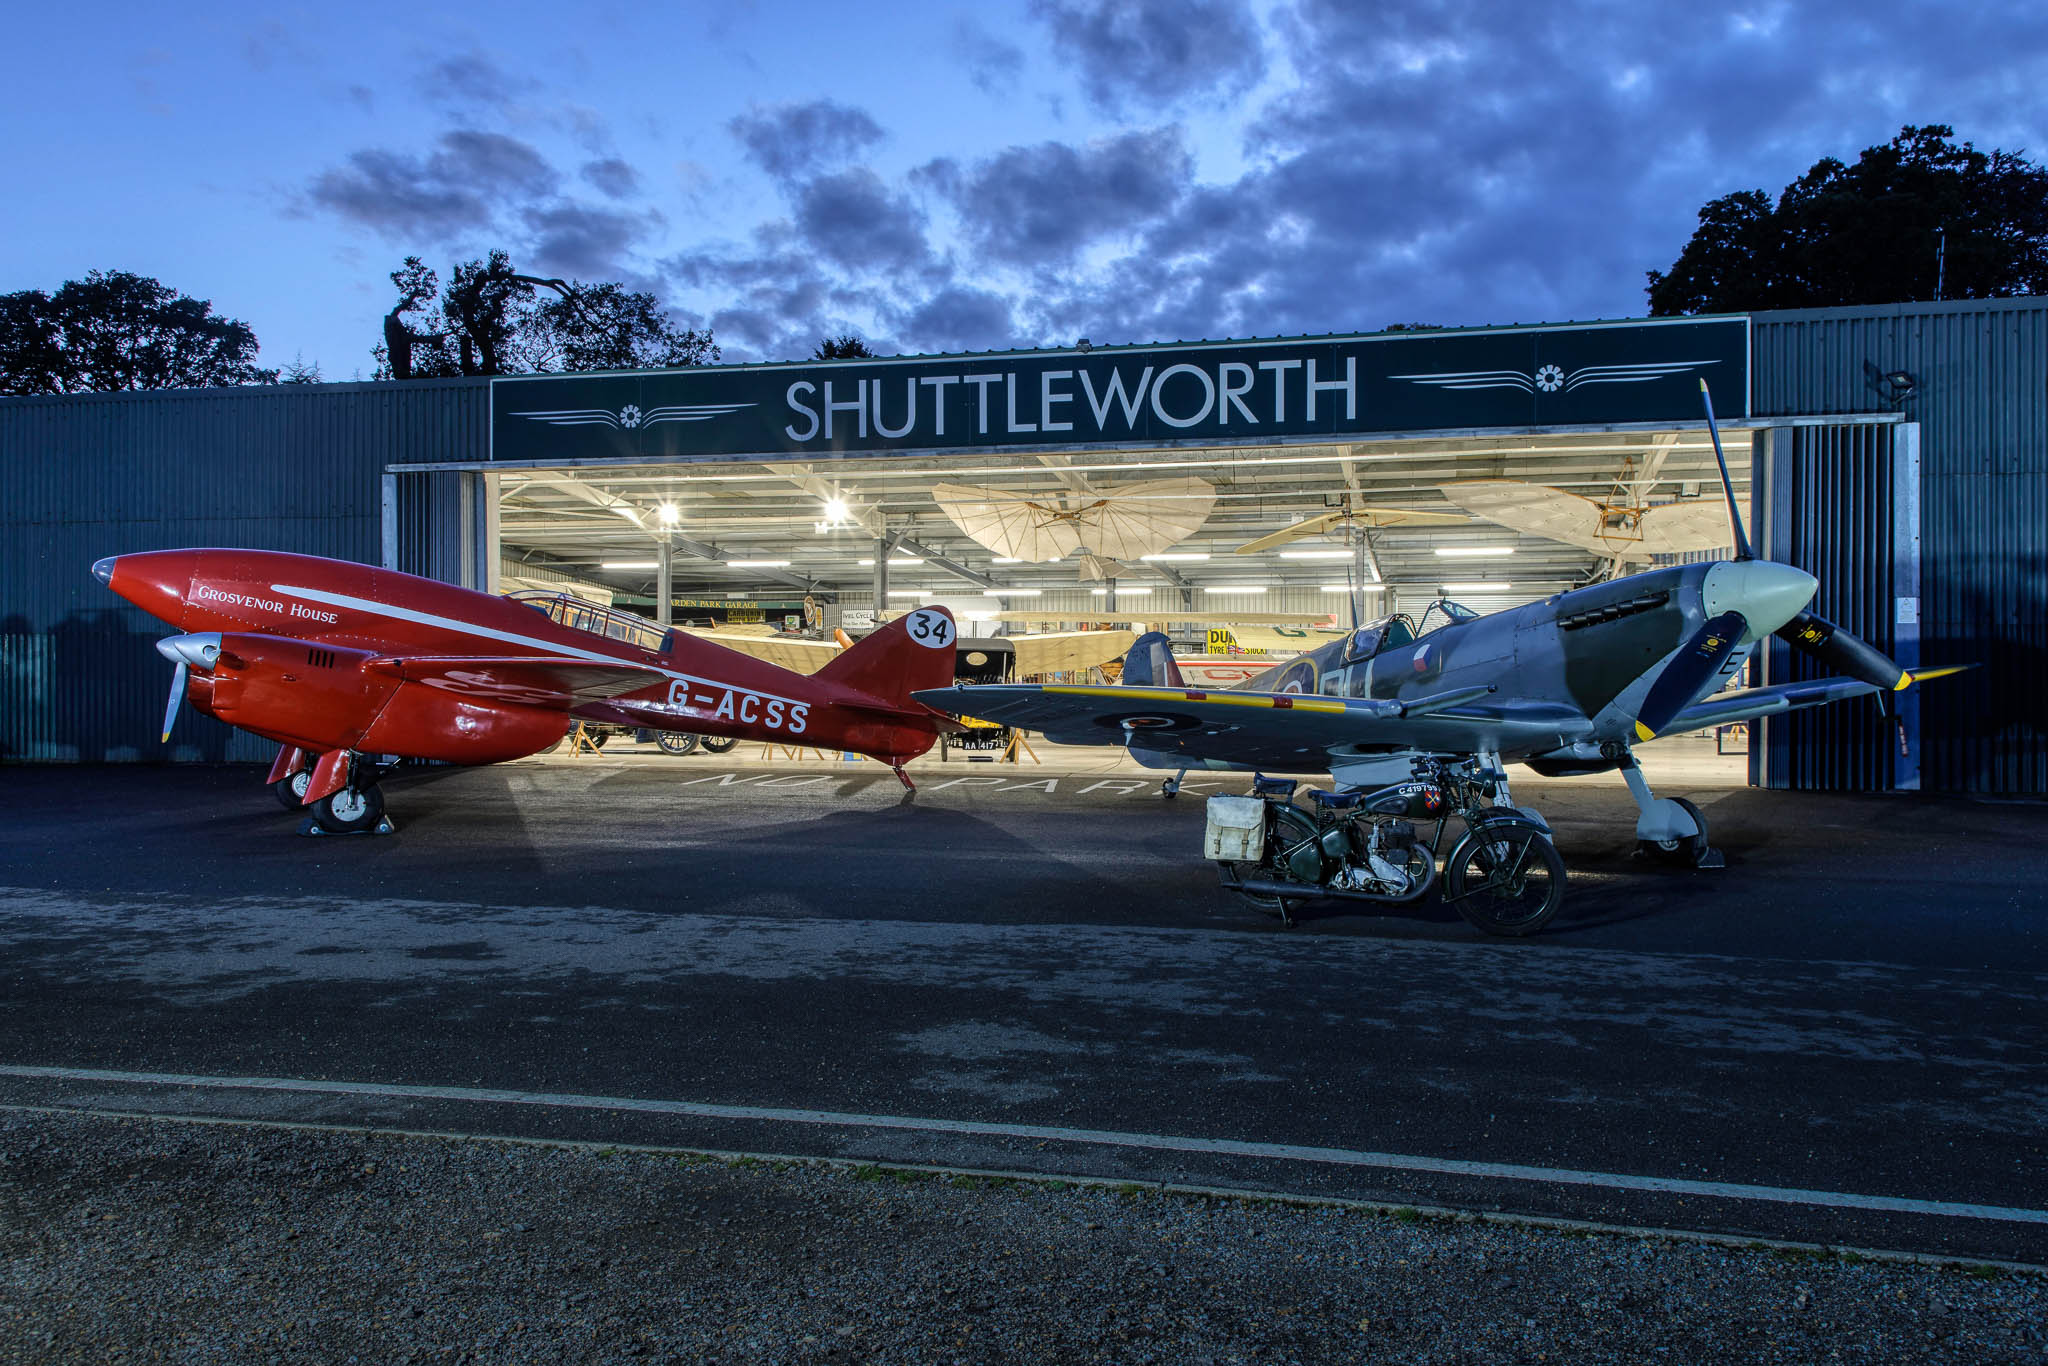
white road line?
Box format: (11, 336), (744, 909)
(5, 1063), (2043, 1227)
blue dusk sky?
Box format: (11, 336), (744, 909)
(4, 1), (2043, 376)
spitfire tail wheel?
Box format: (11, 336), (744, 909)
(271, 768), (313, 811)
(311, 784), (385, 835)
(1444, 821), (1566, 937)
(698, 735), (740, 754)
(1640, 796), (1708, 866)
(655, 732), (700, 756)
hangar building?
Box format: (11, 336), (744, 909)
(3, 297), (2042, 795)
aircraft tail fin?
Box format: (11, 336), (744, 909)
(1120, 631), (1185, 687)
(817, 606), (960, 710)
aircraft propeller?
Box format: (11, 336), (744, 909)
(154, 632), (221, 742)
(1634, 610), (1748, 740)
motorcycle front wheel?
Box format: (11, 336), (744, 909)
(1442, 821), (1566, 937)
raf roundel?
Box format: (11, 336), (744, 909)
(904, 609), (954, 649)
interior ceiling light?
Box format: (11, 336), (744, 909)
(982, 588), (1043, 597)
(1204, 585), (1269, 594)
(1091, 587), (1154, 595)
(1441, 582), (1509, 592)
(1277, 550), (1354, 560)
(884, 589), (931, 597)
(822, 498), (848, 520)
(726, 559), (790, 568)
(657, 504), (681, 524)
(991, 557), (1024, 564)
(856, 557), (925, 566)
(1434, 546), (1514, 558)
(1139, 552), (1209, 562)
(1321, 584), (1387, 592)
(601, 560), (659, 570)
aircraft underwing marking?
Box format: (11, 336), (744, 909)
(271, 583), (807, 708)
(1043, 685), (1349, 716)
(6, 1064), (2046, 1229)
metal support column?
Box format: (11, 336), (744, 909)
(872, 532), (889, 611)
(656, 539), (674, 627)
(1892, 422), (1923, 790)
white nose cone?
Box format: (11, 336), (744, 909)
(1702, 561), (1817, 639)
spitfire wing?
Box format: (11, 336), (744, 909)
(1638, 500), (1739, 556)
(913, 683), (1592, 769)
(1666, 666), (1971, 732)
(369, 656), (665, 708)
(1438, 480), (1609, 555)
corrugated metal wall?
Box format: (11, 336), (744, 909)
(0, 380), (487, 762)
(1753, 299), (2048, 794)
(1752, 424), (1900, 790)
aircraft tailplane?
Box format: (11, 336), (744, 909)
(1120, 631), (1186, 688)
(816, 606), (960, 710)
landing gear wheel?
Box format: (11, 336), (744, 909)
(656, 732), (700, 756)
(1445, 821), (1566, 937)
(1639, 796), (1708, 866)
(1161, 777), (1181, 799)
(698, 735), (740, 754)
(586, 729), (610, 750)
(271, 768), (312, 810)
(311, 784), (384, 834)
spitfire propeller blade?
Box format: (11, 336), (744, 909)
(1634, 610), (1747, 741)
(153, 633), (222, 743)
(1776, 610), (1908, 691)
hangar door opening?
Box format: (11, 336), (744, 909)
(462, 428), (1756, 781)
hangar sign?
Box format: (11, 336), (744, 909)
(489, 316), (1748, 463)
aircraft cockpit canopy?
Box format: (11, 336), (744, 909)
(507, 590), (674, 655)
(1342, 614), (1418, 664)
(1415, 599), (1481, 638)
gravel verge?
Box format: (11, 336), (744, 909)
(2, 1108), (2042, 1365)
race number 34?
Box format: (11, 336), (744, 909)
(906, 608), (953, 648)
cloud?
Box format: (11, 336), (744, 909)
(728, 99), (886, 181)
(306, 129), (559, 240)
(793, 169), (932, 272)
(522, 204), (665, 278)
(922, 127), (1193, 266)
(419, 52), (538, 110)
(580, 157), (640, 199)
(952, 19), (1027, 96)
(1032, 0), (1265, 115)
(896, 287), (1020, 353)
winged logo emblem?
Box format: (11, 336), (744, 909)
(508, 402), (757, 428)
(1389, 359), (1719, 394)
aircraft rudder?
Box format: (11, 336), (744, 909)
(817, 605), (960, 706)
(1120, 630), (1184, 687)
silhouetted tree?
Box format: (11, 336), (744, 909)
(374, 251), (717, 378)
(1648, 124), (2048, 315)
(0, 270), (276, 393)
(813, 334), (874, 359)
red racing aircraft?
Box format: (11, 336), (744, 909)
(94, 548), (961, 831)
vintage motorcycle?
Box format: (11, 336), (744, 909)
(1206, 756), (1567, 936)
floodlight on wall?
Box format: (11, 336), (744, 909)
(1882, 369), (1918, 400)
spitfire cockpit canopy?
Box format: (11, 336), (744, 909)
(1343, 614), (1418, 664)
(506, 590), (673, 655)
(1415, 599), (1481, 638)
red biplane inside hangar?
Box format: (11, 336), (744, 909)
(95, 547), (961, 831)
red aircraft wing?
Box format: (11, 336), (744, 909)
(367, 655), (666, 709)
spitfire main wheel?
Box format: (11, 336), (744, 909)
(271, 768), (313, 811)
(656, 732), (700, 756)
(1640, 796), (1708, 866)
(698, 735), (740, 754)
(1444, 822), (1566, 937)
(311, 784), (385, 835)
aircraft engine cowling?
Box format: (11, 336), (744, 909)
(192, 633), (399, 755)
(185, 632), (568, 763)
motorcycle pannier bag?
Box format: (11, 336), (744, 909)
(1203, 795), (1267, 862)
